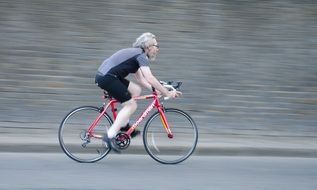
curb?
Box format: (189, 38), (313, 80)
(1, 144), (317, 158)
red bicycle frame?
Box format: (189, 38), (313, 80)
(87, 91), (173, 139)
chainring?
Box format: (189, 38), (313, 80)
(115, 132), (131, 150)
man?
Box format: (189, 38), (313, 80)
(95, 32), (181, 152)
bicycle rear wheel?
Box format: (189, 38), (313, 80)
(58, 106), (112, 163)
(143, 108), (198, 164)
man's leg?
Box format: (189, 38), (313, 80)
(119, 81), (142, 137)
(107, 99), (137, 138)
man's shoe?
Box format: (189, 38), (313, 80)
(103, 134), (121, 153)
(120, 125), (141, 138)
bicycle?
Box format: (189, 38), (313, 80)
(58, 81), (198, 164)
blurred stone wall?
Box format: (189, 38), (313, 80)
(0, 0), (316, 137)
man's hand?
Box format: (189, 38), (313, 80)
(167, 89), (182, 99)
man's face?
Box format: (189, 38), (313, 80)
(147, 39), (159, 61)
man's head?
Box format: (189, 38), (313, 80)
(133, 32), (159, 61)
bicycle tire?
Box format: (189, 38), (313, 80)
(143, 108), (198, 164)
(58, 106), (112, 163)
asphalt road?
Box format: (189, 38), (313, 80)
(0, 153), (316, 190)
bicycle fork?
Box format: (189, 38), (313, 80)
(158, 107), (173, 138)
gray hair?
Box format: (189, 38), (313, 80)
(132, 32), (156, 49)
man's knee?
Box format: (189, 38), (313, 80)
(128, 82), (142, 97)
(134, 85), (142, 97)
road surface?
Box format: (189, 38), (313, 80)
(0, 153), (316, 190)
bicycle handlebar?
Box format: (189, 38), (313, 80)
(160, 81), (182, 91)
(159, 81), (182, 100)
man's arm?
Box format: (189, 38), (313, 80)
(134, 68), (152, 91)
(138, 66), (179, 98)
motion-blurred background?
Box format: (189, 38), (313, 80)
(0, 0), (316, 148)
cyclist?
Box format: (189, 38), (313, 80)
(95, 32), (181, 152)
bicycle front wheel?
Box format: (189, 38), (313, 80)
(58, 106), (112, 163)
(143, 108), (198, 164)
